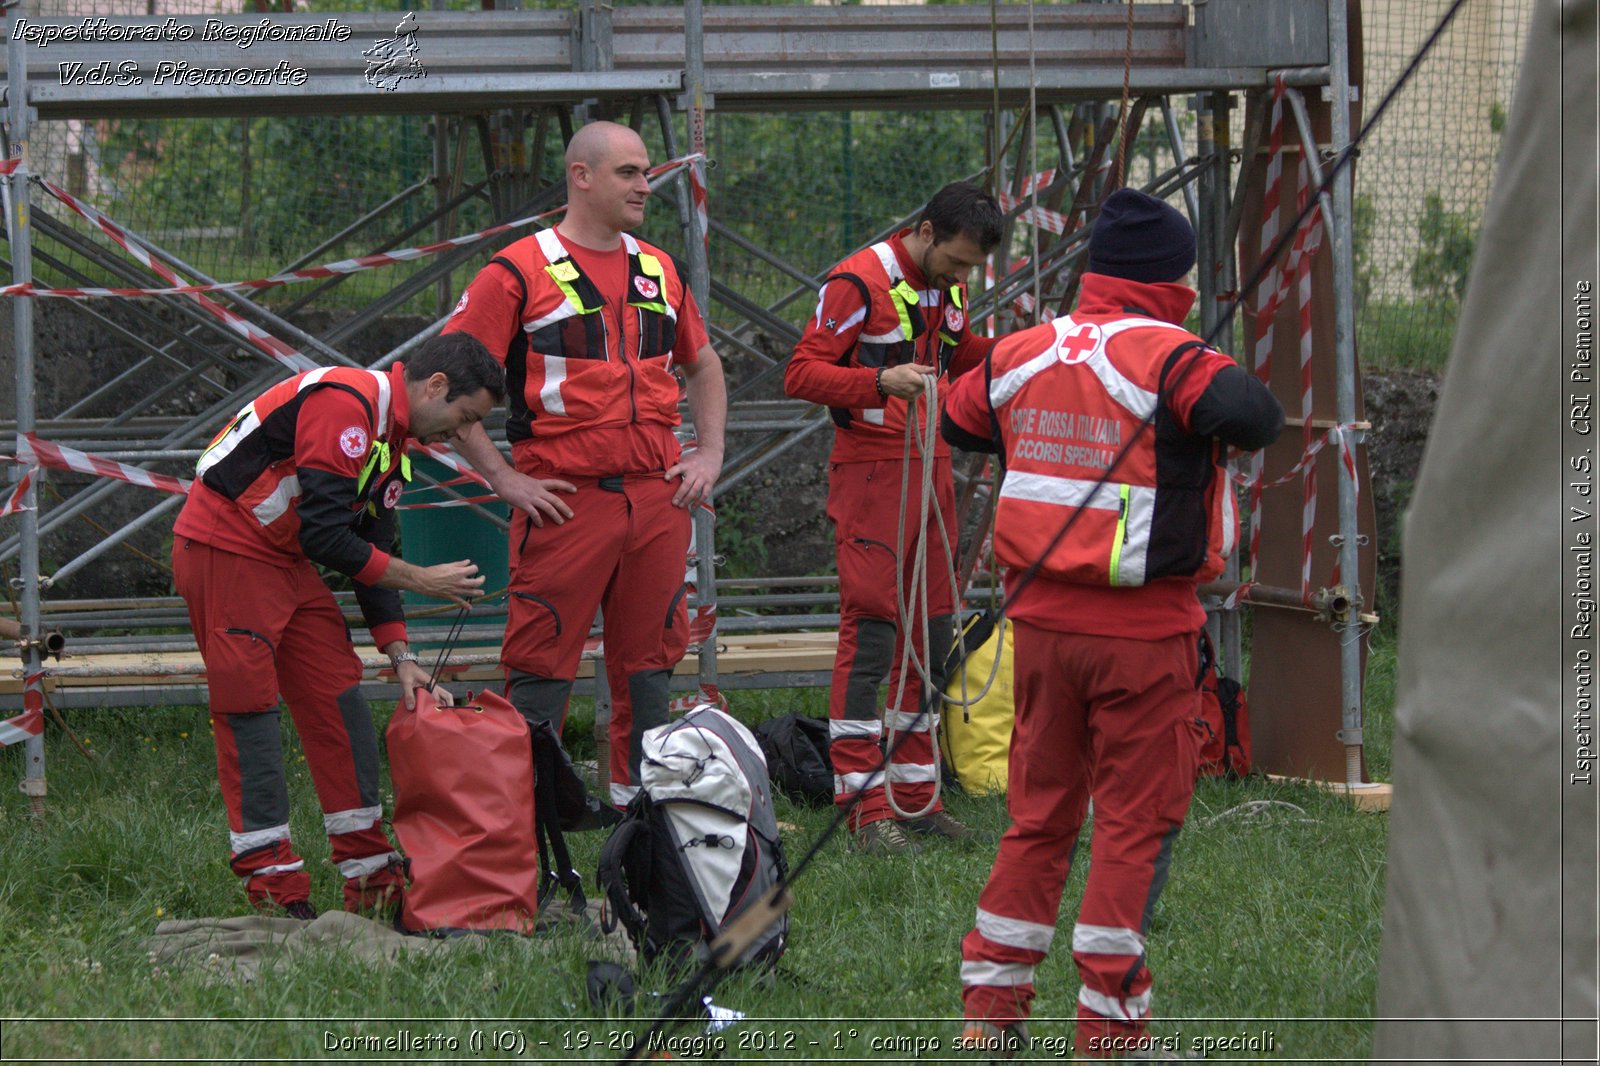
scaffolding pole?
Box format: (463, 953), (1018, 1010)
(6, 14), (46, 811)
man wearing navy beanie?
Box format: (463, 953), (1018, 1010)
(946, 189), (1283, 1060)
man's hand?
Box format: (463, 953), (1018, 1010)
(666, 448), (722, 509)
(878, 363), (938, 399)
(491, 467), (577, 527)
(395, 658), (453, 711)
(414, 559), (485, 608)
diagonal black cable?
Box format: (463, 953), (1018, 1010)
(619, 1), (1470, 1056)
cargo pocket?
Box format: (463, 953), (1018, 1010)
(207, 627), (280, 715)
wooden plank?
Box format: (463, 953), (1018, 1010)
(1268, 774), (1393, 812)
(0, 632), (841, 697)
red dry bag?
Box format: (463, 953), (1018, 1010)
(387, 688), (539, 935)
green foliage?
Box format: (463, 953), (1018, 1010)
(1409, 191), (1479, 305)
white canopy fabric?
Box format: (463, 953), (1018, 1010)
(1373, 2), (1598, 1062)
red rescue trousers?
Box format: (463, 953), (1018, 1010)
(173, 538), (403, 911)
(826, 456), (957, 828)
(959, 623), (1202, 1058)
(501, 475), (690, 806)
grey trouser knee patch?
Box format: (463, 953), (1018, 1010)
(506, 670), (574, 732)
(844, 617), (896, 721)
(626, 668), (672, 781)
(336, 684), (380, 808)
(926, 614), (957, 694)
(224, 710), (289, 832)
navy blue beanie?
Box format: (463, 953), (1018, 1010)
(1087, 189), (1197, 283)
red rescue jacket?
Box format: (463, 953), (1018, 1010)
(987, 311), (1237, 586)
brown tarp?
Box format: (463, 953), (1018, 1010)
(1373, 2), (1598, 1061)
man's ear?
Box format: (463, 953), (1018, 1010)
(428, 372), (451, 399)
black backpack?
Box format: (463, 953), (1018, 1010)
(752, 713), (833, 806)
(597, 706), (789, 973)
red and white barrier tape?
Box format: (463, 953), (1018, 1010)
(0, 467), (34, 517)
(36, 177), (320, 372)
(688, 158), (710, 255)
(8, 154), (704, 301)
(21, 433), (192, 497)
(668, 682), (727, 717)
(1244, 79), (1288, 589)
(1295, 159), (1318, 603)
(0, 675), (45, 748)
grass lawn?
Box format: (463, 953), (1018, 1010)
(0, 640), (1396, 1063)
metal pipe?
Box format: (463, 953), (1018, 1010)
(7, 13), (46, 809)
(1162, 96), (1199, 227)
(1325, 0), (1366, 787)
(712, 412), (830, 500)
(47, 495), (183, 586)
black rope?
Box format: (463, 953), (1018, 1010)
(619, 2), (1471, 1057)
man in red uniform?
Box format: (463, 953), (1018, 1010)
(446, 120), (726, 806)
(172, 333), (503, 917)
(944, 190), (1284, 1059)
(784, 182), (1004, 853)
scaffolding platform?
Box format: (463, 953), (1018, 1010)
(0, 4), (1330, 118)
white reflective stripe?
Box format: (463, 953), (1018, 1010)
(230, 823), (291, 854)
(367, 369), (391, 439)
(885, 710), (934, 733)
(999, 472), (1126, 511)
(251, 474), (300, 527)
(960, 959), (1035, 988)
(1078, 984), (1153, 1022)
(1219, 483), (1238, 556)
(525, 301), (581, 333)
(251, 861), (305, 877)
(324, 805), (382, 836)
(870, 241), (901, 281)
(1082, 349), (1158, 421)
(976, 907), (1058, 953)
(610, 782), (640, 806)
(860, 327), (907, 344)
(917, 288), (940, 304)
(862, 408), (886, 426)
(820, 299), (867, 336)
(834, 770), (885, 795)
(829, 719), (882, 739)
(196, 406), (262, 477)
(535, 226), (566, 262)
(989, 348), (1058, 407)
(620, 232), (641, 255)
(1116, 484), (1155, 587)
(887, 762), (939, 784)
(1072, 923), (1145, 956)
(540, 356), (568, 416)
(337, 851), (400, 880)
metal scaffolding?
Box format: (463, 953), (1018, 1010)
(2, 2), (1374, 802)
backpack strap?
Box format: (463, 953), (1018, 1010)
(532, 729), (586, 916)
(595, 796), (653, 950)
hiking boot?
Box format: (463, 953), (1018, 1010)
(282, 900), (318, 922)
(953, 1019), (1030, 1061)
(853, 818), (919, 854)
(344, 856), (408, 917)
(904, 810), (971, 840)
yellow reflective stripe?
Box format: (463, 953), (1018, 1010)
(629, 251), (670, 313)
(1109, 483), (1131, 586)
(949, 285), (964, 309)
(399, 452), (412, 482)
(889, 279), (919, 340)
(544, 259), (603, 314)
(355, 439), (389, 497)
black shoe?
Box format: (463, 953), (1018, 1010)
(283, 900), (318, 921)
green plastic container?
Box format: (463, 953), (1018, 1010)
(395, 454), (509, 628)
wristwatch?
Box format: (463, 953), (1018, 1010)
(388, 650), (421, 670)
